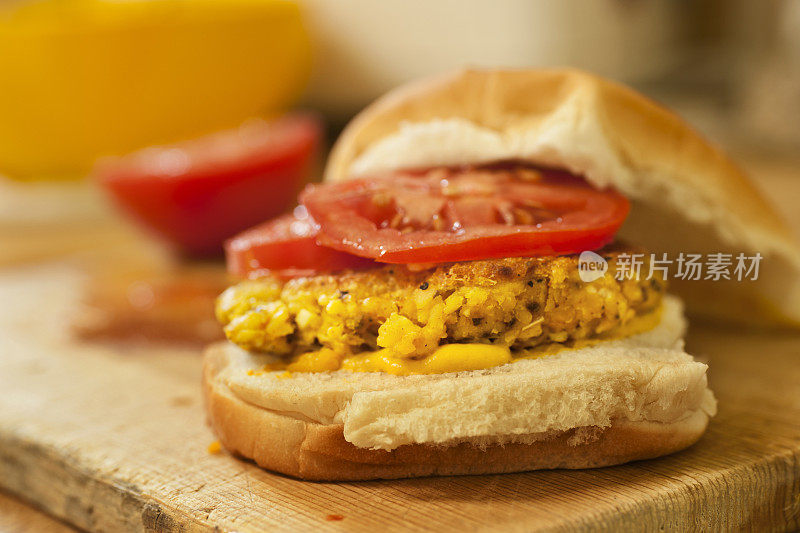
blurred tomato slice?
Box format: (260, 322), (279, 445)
(226, 207), (376, 279)
(95, 113), (322, 256)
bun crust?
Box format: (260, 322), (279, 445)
(203, 343), (710, 481)
(323, 69), (800, 325)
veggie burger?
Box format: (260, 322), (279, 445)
(203, 69), (800, 480)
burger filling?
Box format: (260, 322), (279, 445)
(217, 164), (657, 375)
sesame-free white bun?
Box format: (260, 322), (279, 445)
(203, 296), (717, 480)
(324, 69), (800, 326)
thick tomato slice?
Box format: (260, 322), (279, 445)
(95, 113), (321, 256)
(301, 165), (630, 264)
(225, 207), (376, 279)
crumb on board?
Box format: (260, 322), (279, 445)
(207, 440), (222, 455)
(325, 514), (344, 521)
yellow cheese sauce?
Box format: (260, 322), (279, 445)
(256, 304), (663, 376)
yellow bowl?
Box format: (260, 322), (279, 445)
(0, 0), (311, 179)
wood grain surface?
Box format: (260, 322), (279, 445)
(0, 490), (77, 533)
(0, 158), (799, 532)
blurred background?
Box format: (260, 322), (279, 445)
(1, 0), (798, 177)
(304, 0), (799, 151)
(0, 3), (797, 180)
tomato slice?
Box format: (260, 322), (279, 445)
(95, 113), (321, 256)
(301, 165), (630, 264)
(225, 207), (376, 279)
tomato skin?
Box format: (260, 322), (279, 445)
(302, 165), (630, 264)
(96, 114), (322, 257)
(367, 225), (617, 264)
(225, 210), (376, 279)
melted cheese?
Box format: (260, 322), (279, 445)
(262, 305), (663, 376)
(339, 343), (512, 375)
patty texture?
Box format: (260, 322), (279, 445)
(216, 245), (665, 361)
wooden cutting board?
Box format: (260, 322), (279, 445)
(1, 259), (799, 532)
(1, 158), (800, 532)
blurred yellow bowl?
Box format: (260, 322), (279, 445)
(0, 0), (311, 179)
